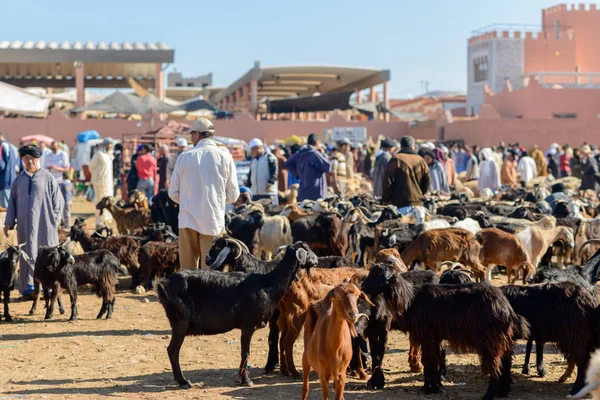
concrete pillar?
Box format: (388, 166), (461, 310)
(236, 89), (242, 108)
(355, 89), (362, 104)
(383, 81), (390, 122)
(75, 62), (85, 120)
(155, 63), (165, 100)
(369, 86), (376, 102)
(242, 84), (249, 110)
(250, 79), (258, 116)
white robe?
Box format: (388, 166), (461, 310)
(478, 148), (500, 192)
(89, 150), (114, 226)
(517, 156), (538, 184)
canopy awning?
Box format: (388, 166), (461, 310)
(72, 91), (179, 114)
(267, 91), (354, 113)
(0, 81), (51, 117)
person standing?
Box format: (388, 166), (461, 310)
(59, 172), (73, 229)
(330, 140), (350, 197)
(136, 144), (157, 202)
(273, 146), (288, 193)
(168, 138), (188, 179)
(441, 146), (457, 187)
(478, 148), (501, 193)
(571, 148), (583, 179)
(501, 151), (518, 188)
(284, 133), (331, 201)
(373, 139), (396, 198)
(4, 145), (64, 299)
(42, 141), (70, 184)
(423, 150), (449, 193)
(382, 136), (430, 223)
(516, 151), (538, 185)
(339, 138), (354, 179)
(579, 145), (600, 192)
(0, 133), (17, 208)
(169, 118), (239, 270)
(90, 139), (115, 227)
(112, 143), (124, 193)
(560, 146), (573, 177)
(247, 138), (278, 204)
(157, 144), (172, 190)
(530, 145), (548, 177)
(465, 146), (480, 181)
(126, 145), (142, 197)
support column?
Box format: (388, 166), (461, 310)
(236, 89), (242, 109)
(355, 89), (362, 104)
(242, 84), (249, 110)
(369, 86), (376, 102)
(383, 81), (390, 122)
(75, 61), (85, 120)
(250, 79), (258, 117)
(155, 63), (165, 101)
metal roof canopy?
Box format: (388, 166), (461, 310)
(0, 41), (174, 88)
(211, 62), (390, 103)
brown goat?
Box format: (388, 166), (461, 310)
(280, 204), (313, 222)
(476, 228), (536, 283)
(301, 283), (374, 400)
(373, 248), (407, 272)
(136, 242), (180, 290)
(96, 196), (152, 235)
(401, 228), (488, 280)
(128, 190), (149, 210)
(277, 267), (368, 378)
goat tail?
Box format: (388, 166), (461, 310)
(512, 313), (531, 342)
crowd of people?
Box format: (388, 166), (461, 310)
(1, 119), (600, 298)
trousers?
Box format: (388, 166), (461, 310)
(179, 228), (217, 270)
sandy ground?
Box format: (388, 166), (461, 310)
(0, 198), (587, 400)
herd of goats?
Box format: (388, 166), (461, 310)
(2, 181), (600, 400)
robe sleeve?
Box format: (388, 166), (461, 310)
(5, 177), (17, 228)
(50, 175), (65, 226)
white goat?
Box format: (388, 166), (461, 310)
(257, 215), (293, 260)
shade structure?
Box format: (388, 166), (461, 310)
(0, 81), (51, 117)
(177, 97), (216, 112)
(267, 91), (354, 113)
(72, 91), (179, 115)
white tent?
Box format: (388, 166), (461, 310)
(0, 81), (51, 117)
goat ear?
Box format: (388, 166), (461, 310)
(47, 251), (59, 271)
(359, 291), (376, 307)
(295, 248), (307, 264)
(321, 289), (335, 310)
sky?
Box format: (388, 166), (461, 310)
(2, 0), (562, 98)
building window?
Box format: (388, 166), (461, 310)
(553, 113), (576, 119)
(175, 83), (182, 87)
(187, 82), (195, 87)
(474, 56), (489, 82)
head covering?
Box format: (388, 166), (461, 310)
(552, 183), (566, 194)
(581, 144), (592, 155)
(479, 147), (494, 162)
(18, 144), (42, 158)
(423, 150), (436, 161)
(248, 138), (264, 150)
(338, 138), (351, 146)
(176, 138), (188, 148)
(433, 147), (446, 166)
(101, 138), (114, 150)
(423, 142), (436, 150)
(184, 118), (214, 135)
(439, 144), (449, 154)
(137, 144), (144, 152)
(380, 138), (397, 149)
(239, 186), (253, 199)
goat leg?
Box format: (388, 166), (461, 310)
(497, 351), (513, 398)
(440, 347), (447, 380)
(366, 331), (388, 390)
(97, 301), (109, 319)
(279, 320), (290, 376)
(535, 341), (546, 377)
(3, 289), (11, 322)
(572, 358), (590, 395)
(522, 339), (533, 375)
(29, 281), (41, 315)
(106, 300), (115, 319)
(408, 336), (423, 373)
(301, 352), (311, 400)
(420, 341), (442, 394)
(334, 371), (346, 400)
(167, 322), (191, 388)
(264, 310), (280, 373)
(68, 289), (78, 321)
(45, 284), (59, 320)
(57, 293), (65, 315)
(559, 360), (576, 383)
(237, 328), (255, 386)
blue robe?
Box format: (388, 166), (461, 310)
(5, 169), (64, 292)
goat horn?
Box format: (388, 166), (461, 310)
(357, 313), (370, 321)
(61, 238), (71, 248)
(228, 238), (249, 258)
(438, 261), (455, 274)
(578, 239), (600, 261)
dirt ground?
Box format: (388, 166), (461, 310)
(0, 199), (587, 400)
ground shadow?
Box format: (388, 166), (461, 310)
(0, 328), (170, 341)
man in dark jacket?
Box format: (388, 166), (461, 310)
(373, 139), (396, 198)
(383, 136), (430, 222)
(285, 133), (331, 201)
(0, 134), (17, 209)
(580, 145), (600, 192)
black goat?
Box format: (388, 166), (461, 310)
(439, 262), (474, 284)
(157, 241), (318, 388)
(0, 244), (29, 321)
(362, 263), (528, 399)
(228, 210), (264, 255)
(137, 242), (180, 290)
(151, 189), (179, 232)
(30, 245), (122, 320)
(501, 282), (599, 395)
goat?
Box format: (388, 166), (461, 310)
(70, 220), (141, 290)
(438, 262), (474, 285)
(257, 214), (292, 260)
(228, 209), (264, 255)
(373, 248), (407, 272)
(362, 263), (528, 399)
(401, 228), (488, 280)
(517, 225), (574, 268)
(30, 245), (122, 320)
(572, 349), (600, 399)
(301, 283), (374, 400)
(501, 282), (598, 395)
(476, 228), (536, 283)
(0, 244), (30, 321)
(96, 196), (151, 234)
(157, 242), (318, 387)
(128, 189), (149, 210)
(280, 204), (313, 222)
(277, 267), (367, 378)
(136, 242), (180, 290)
(576, 218), (600, 264)
(151, 189), (179, 232)
(292, 211), (350, 257)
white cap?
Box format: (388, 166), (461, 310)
(424, 142), (435, 150)
(184, 118), (214, 135)
(248, 138), (264, 150)
(176, 138), (188, 148)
